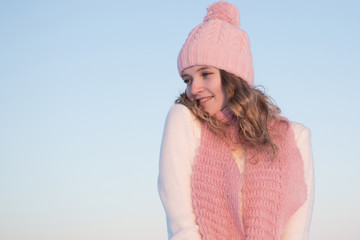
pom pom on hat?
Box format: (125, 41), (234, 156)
(204, 1), (240, 28)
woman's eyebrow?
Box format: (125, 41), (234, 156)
(196, 67), (212, 72)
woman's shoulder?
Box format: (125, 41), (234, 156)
(166, 103), (197, 125)
(164, 103), (201, 142)
(289, 121), (311, 139)
(167, 103), (193, 116)
(289, 121), (312, 150)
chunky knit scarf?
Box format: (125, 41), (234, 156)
(191, 109), (307, 240)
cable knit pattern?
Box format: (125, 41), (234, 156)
(191, 109), (307, 240)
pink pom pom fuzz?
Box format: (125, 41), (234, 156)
(204, 1), (240, 27)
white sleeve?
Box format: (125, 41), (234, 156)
(157, 104), (202, 240)
(281, 122), (315, 240)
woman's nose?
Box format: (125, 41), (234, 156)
(190, 78), (203, 95)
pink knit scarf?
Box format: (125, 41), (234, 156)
(191, 109), (307, 240)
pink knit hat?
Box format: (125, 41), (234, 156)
(177, 1), (254, 86)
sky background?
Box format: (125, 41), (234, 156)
(1, 0), (359, 239)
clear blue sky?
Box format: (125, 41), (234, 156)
(1, 0), (359, 239)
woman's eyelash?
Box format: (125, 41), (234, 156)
(183, 79), (191, 85)
(182, 71), (212, 85)
(202, 72), (213, 77)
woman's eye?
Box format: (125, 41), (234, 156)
(183, 79), (191, 85)
(202, 72), (212, 78)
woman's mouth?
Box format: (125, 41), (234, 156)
(197, 96), (213, 105)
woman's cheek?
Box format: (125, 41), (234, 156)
(186, 88), (192, 99)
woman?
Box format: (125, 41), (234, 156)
(158, 1), (314, 239)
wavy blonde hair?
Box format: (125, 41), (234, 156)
(176, 69), (285, 157)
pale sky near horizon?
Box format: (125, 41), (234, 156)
(1, 0), (359, 239)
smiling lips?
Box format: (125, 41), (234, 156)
(197, 96), (213, 105)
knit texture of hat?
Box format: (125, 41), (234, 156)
(177, 1), (254, 86)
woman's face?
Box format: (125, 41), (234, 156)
(182, 65), (226, 115)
